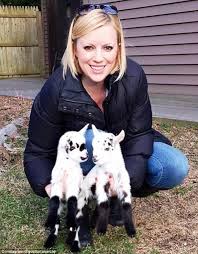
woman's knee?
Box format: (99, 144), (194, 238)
(147, 142), (189, 189)
(24, 159), (52, 198)
(172, 153), (189, 185)
(168, 153), (189, 187)
(32, 182), (48, 197)
(25, 166), (49, 197)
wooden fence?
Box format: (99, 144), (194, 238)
(0, 6), (44, 78)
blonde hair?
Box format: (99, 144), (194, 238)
(61, 9), (126, 81)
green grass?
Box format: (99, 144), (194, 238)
(149, 249), (160, 254)
(0, 158), (136, 253)
(1, 117), (197, 253)
(172, 185), (194, 196)
(153, 117), (198, 129)
(0, 178), (137, 253)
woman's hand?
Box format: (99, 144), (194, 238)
(45, 184), (52, 197)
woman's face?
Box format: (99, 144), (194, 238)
(75, 24), (118, 86)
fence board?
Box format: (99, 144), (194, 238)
(0, 17), (38, 46)
(0, 5), (38, 17)
(0, 5), (43, 78)
(0, 47), (40, 76)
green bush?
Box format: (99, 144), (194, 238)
(0, 0), (40, 6)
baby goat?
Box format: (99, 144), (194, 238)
(44, 124), (88, 250)
(75, 125), (136, 248)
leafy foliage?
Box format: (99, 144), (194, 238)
(0, 0), (40, 6)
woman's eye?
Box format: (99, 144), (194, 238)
(84, 46), (94, 51)
(104, 46), (113, 51)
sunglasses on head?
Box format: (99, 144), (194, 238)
(78, 4), (118, 16)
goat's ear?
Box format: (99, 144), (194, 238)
(115, 130), (125, 144)
(92, 124), (99, 136)
(79, 124), (89, 135)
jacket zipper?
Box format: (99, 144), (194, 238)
(103, 82), (113, 131)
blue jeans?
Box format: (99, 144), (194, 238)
(81, 129), (189, 190)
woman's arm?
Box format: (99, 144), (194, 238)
(121, 66), (154, 191)
(24, 69), (65, 197)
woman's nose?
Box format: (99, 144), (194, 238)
(93, 49), (103, 62)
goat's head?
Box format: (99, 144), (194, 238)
(59, 124), (89, 162)
(92, 125), (125, 165)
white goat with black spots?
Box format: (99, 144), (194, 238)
(44, 124), (89, 251)
(74, 125), (136, 249)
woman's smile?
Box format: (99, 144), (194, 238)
(90, 65), (106, 73)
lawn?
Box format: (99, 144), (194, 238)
(0, 96), (197, 254)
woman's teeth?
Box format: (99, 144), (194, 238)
(90, 65), (105, 71)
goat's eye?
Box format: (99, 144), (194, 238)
(80, 143), (85, 151)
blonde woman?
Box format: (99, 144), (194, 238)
(24, 4), (188, 247)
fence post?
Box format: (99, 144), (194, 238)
(36, 10), (45, 77)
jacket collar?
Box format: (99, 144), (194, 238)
(63, 68), (119, 92)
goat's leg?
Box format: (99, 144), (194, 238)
(72, 205), (92, 250)
(95, 173), (110, 235)
(90, 203), (98, 229)
(117, 173), (136, 237)
(44, 181), (63, 248)
(121, 201), (136, 237)
(70, 204), (92, 252)
(65, 196), (78, 246)
(70, 181), (94, 252)
(65, 173), (87, 252)
(44, 196), (62, 248)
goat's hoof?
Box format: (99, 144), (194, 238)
(109, 217), (124, 227)
(66, 231), (76, 245)
(127, 228), (136, 237)
(96, 224), (107, 235)
(44, 221), (50, 229)
(44, 235), (57, 248)
(70, 241), (81, 252)
(44, 215), (55, 228)
(79, 237), (92, 248)
(78, 226), (92, 247)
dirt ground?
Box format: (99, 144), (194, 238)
(0, 96), (32, 128)
(0, 95), (197, 254)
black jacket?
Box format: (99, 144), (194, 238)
(24, 58), (171, 196)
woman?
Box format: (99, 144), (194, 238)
(24, 4), (189, 246)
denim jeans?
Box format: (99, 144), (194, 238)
(81, 129), (189, 190)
